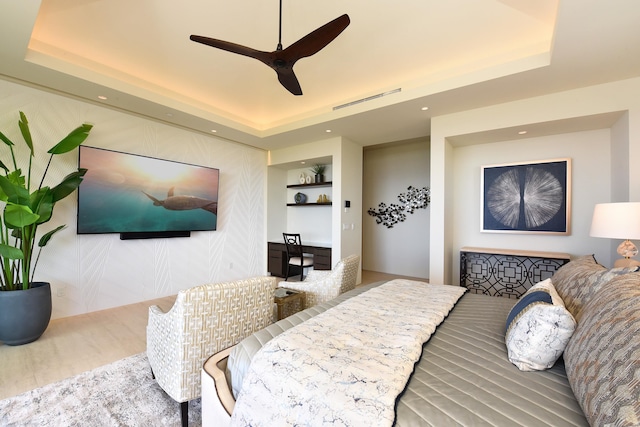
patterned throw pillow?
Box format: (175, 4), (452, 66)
(564, 272), (640, 427)
(505, 279), (576, 371)
(551, 254), (638, 322)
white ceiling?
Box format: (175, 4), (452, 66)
(2, 0), (640, 151)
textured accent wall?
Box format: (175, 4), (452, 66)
(0, 79), (267, 319)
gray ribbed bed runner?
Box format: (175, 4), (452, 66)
(394, 293), (587, 426)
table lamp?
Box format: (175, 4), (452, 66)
(590, 202), (640, 267)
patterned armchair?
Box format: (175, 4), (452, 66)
(146, 276), (276, 427)
(278, 254), (360, 309)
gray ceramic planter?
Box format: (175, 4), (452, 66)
(0, 282), (52, 345)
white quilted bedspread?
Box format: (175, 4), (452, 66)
(230, 279), (467, 427)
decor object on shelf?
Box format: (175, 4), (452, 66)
(299, 173), (306, 184)
(310, 164), (326, 183)
(306, 176), (312, 184)
(590, 202), (640, 267)
(294, 192), (307, 204)
(367, 186), (430, 228)
(0, 111), (92, 345)
(190, 1), (349, 95)
(316, 194), (329, 203)
(481, 158), (571, 234)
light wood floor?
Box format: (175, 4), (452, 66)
(0, 270), (426, 400)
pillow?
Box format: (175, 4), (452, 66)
(564, 272), (640, 426)
(505, 278), (576, 371)
(551, 254), (638, 322)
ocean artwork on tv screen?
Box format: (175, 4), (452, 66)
(77, 146), (219, 235)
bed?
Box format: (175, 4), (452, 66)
(202, 255), (640, 426)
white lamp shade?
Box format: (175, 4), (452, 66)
(590, 202), (640, 240)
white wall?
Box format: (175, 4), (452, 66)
(0, 78), (267, 319)
(362, 139), (430, 278)
(452, 129), (612, 281)
(430, 77), (640, 284)
(338, 138), (363, 280)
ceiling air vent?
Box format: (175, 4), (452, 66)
(333, 88), (401, 110)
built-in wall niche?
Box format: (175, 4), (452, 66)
(287, 165), (333, 206)
(284, 165), (332, 244)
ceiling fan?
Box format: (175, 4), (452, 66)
(190, 1), (350, 96)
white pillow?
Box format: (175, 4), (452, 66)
(505, 278), (576, 371)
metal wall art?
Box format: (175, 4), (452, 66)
(481, 158), (571, 234)
(368, 186), (430, 228)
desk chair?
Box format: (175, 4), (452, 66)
(283, 233), (314, 281)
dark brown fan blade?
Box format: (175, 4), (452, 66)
(281, 14), (350, 63)
(190, 13), (349, 96)
(189, 35), (271, 64)
(275, 67), (303, 96)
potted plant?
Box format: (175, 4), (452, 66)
(310, 164), (326, 183)
(0, 111), (92, 345)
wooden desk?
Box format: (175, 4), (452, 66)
(268, 241), (331, 278)
(460, 247), (571, 299)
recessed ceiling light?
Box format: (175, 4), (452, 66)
(97, 95), (107, 100)
(166, 113), (173, 117)
(518, 130), (528, 135)
(421, 107), (429, 111)
(300, 161), (306, 164)
(325, 129), (332, 133)
(211, 129), (217, 133)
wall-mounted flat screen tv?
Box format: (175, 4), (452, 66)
(77, 146), (219, 238)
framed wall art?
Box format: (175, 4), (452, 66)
(481, 158), (571, 234)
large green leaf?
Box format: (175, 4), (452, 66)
(50, 168), (87, 203)
(18, 111), (34, 157)
(0, 129), (15, 172)
(0, 172), (29, 204)
(4, 204), (39, 229)
(0, 129), (15, 147)
(48, 123), (93, 155)
(38, 225), (66, 248)
(0, 243), (24, 260)
(5, 169), (26, 187)
(30, 187), (54, 224)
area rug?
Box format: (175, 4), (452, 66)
(0, 352), (202, 426)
